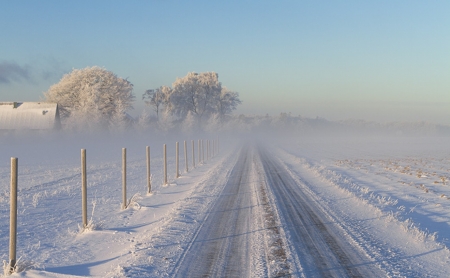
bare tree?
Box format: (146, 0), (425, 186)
(142, 85), (171, 121)
(217, 87), (242, 121)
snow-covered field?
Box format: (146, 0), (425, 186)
(1, 132), (450, 277)
(0, 133), (232, 277)
(272, 135), (450, 276)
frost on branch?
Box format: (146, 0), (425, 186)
(142, 85), (171, 122)
(143, 72), (241, 131)
(44, 66), (134, 131)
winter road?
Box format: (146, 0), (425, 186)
(171, 144), (383, 277)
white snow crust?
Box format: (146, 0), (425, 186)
(1, 133), (450, 277)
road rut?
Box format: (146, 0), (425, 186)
(172, 144), (382, 277)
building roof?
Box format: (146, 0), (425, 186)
(0, 102), (61, 130)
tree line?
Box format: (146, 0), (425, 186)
(44, 66), (241, 132)
(142, 72), (241, 129)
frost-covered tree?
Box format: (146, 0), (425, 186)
(109, 99), (129, 132)
(143, 72), (241, 130)
(158, 108), (176, 132)
(182, 111), (197, 134)
(217, 87), (241, 121)
(170, 72), (221, 124)
(135, 108), (153, 132)
(170, 72), (242, 123)
(142, 86), (171, 121)
(44, 66), (134, 128)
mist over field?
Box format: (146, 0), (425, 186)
(2, 1), (450, 276)
(2, 118), (450, 277)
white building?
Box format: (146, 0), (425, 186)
(0, 102), (61, 130)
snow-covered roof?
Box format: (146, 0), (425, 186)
(0, 102), (61, 130)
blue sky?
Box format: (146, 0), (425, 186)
(1, 1), (449, 124)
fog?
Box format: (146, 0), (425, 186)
(2, 114), (449, 173)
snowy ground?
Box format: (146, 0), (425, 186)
(0, 133), (232, 277)
(272, 136), (450, 277)
(1, 133), (450, 277)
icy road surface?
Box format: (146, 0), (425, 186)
(258, 146), (382, 277)
(141, 142), (450, 277)
(168, 144), (384, 277)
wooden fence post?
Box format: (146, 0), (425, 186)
(176, 142), (180, 178)
(146, 146), (151, 193)
(163, 144), (168, 185)
(202, 140), (205, 163)
(81, 149), (87, 228)
(122, 148), (127, 209)
(9, 157), (18, 274)
(184, 140), (188, 173)
(198, 140), (201, 165)
(192, 140), (195, 169)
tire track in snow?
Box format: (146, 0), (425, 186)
(171, 144), (291, 277)
(277, 147), (447, 277)
(258, 145), (382, 277)
(171, 146), (256, 277)
(119, 146), (243, 277)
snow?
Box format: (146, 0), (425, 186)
(0, 133), (234, 277)
(1, 132), (450, 277)
(0, 102), (60, 130)
(272, 135), (450, 276)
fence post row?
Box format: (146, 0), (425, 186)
(9, 157), (18, 274)
(146, 146), (151, 194)
(81, 149), (87, 228)
(6, 137), (216, 272)
(122, 148), (127, 210)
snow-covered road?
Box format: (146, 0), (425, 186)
(146, 143), (386, 277)
(258, 145), (383, 277)
(3, 135), (450, 277)
(172, 145), (264, 277)
(125, 144), (290, 277)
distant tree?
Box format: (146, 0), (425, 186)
(142, 86), (171, 121)
(143, 72), (241, 130)
(158, 108), (176, 132)
(135, 108), (153, 132)
(169, 72), (243, 126)
(44, 66), (134, 128)
(182, 111), (197, 134)
(109, 99), (129, 132)
(170, 72), (221, 124)
(217, 87), (241, 121)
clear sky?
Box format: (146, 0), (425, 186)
(1, 1), (449, 124)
